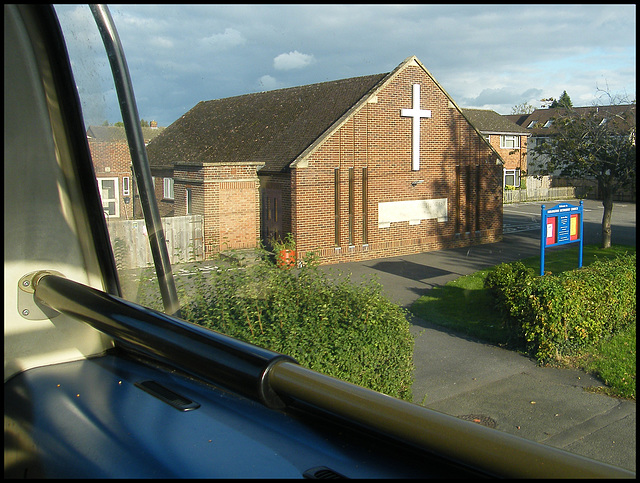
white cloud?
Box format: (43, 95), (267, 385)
(273, 51), (315, 71)
(258, 75), (280, 91)
(200, 28), (245, 50)
(464, 87), (545, 108)
(150, 36), (174, 49)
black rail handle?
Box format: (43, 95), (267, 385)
(33, 273), (294, 409)
(90, 4), (180, 317)
(269, 361), (635, 479)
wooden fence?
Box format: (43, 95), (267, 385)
(503, 186), (588, 204)
(504, 175), (635, 204)
(503, 176), (596, 204)
(106, 215), (204, 269)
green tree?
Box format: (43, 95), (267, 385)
(550, 91), (573, 109)
(532, 102), (636, 248)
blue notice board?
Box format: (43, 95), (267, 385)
(540, 201), (584, 276)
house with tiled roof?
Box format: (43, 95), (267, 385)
(508, 104), (636, 176)
(88, 123), (165, 219)
(462, 109), (530, 188)
(87, 123), (165, 144)
(146, 56), (504, 264)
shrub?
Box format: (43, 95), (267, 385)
(484, 261), (537, 334)
(484, 254), (636, 363)
(179, 259), (415, 401)
(560, 255), (636, 343)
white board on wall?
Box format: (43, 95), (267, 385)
(378, 198), (448, 228)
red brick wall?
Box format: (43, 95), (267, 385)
(290, 65), (503, 264)
(173, 166), (203, 216)
(197, 163), (262, 255)
(152, 168), (175, 217)
(487, 134), (528, 174)
(89, 140), (136, 219)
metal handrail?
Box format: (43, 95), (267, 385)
(89, 4), (180, 317)
(269, 362), (634, 478)
(32, 272), (635, 479)
(33, 273), (293, 409)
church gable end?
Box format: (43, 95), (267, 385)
(290, 57), (503, 264)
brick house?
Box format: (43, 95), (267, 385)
(462, 109), (529, 188)
(506, 105), (636, 201)
(87, 123), (165, 220)
(507, 104), (636, 176)
(146, 56), (504, 264)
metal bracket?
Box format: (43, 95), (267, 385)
(18, 270), (65, 320)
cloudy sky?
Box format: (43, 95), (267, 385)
(55, 4), (636, 128)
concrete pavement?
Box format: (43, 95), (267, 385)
(324, 200), (636, 473)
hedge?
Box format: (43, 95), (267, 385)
(484, 254), (636, 362)
(178, 259), (415, 401)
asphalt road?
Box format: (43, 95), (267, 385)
(503, 198), (636, 247)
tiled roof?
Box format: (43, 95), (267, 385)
(510, 105), (636, 136)
(87, 125), (165, 143)
(504, 114), (530, 126)
(462, 109), (530, 135)
(146, 73), (388, 172)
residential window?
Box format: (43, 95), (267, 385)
(504, 168), (521, 188)
(122, 176), (130, 196)
(543, 119), (553, 128)
(163, 177), (174, 200)
(98, 177), (119, 217)
(500, 135), (520, 149)
(482, 134), (490, 143)
(527, 120), (537, 128)
(186, 188), (192, 214)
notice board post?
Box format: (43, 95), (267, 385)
(540, 201), (584, 276)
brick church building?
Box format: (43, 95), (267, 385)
(146, 56), (504, 264)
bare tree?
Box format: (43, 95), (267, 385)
(511, 102), (535, 115)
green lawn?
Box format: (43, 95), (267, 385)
(410, 244), (636, 399)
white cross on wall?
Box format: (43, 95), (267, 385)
(401, 84), (431, 171)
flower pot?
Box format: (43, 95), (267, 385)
(277, 249), (296, 269)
